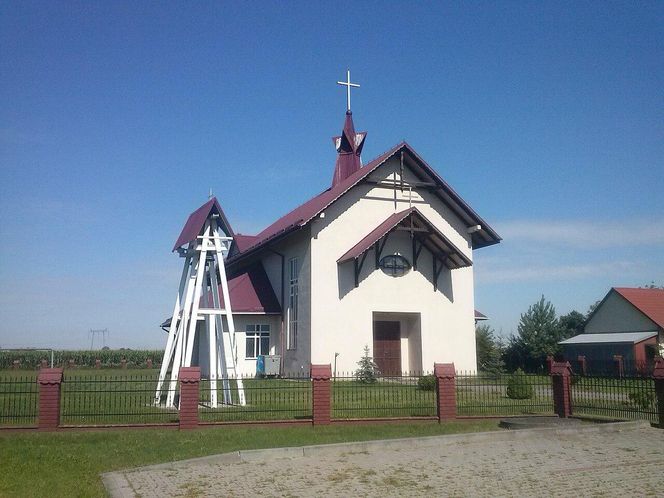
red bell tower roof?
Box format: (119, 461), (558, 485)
(331, 110), (366, 187)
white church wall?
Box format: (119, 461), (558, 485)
(309, 156), (478, 374)
(232, 314), (282, 376)
(265, 228), (313, 375)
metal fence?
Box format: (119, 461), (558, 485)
(61, 373), (179, 426)
(199, 373), (312, 423)
(332, 372), (437, 419)
(571, 374), (658, 423)
(0, 374), (39, 426)
(456, 372), (554, 417)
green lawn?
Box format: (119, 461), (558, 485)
(0, 420), (501, 497)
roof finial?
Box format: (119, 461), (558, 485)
(208, 188), (213, 200)
(337, 69), (360, 112)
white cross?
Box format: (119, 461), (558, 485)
(337, 69), (360, 112)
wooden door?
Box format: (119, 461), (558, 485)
(373, 321), (401, 376)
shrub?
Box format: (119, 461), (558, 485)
(417, 375), (436, 391)
(506, 369), (534, 399)
(628, 390), (654, 410)
(354, 345), (379, 383)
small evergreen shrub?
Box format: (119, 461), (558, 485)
(506, 368), (534, 400)
(355, 345), (379, 383)
(417, 375), (436, 391)
(628, 390), (654, 410)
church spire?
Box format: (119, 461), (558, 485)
(331, 70), (366, 187)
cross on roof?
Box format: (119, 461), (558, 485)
(337, 69), (360, 112)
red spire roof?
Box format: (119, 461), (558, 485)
(331, 111), (366, 187)
(172, 197), (234, 252)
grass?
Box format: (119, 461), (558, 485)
(0, 419), (501, 497)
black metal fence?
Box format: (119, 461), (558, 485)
(0, 374), (39, 426)
(456, 372), (554, 417)
(569, 359), (656, 378)
(571, 374), (658, 423)
(332, 372), (437, 419)
(199, 373), (312, 423)
(61, 373), (178, 426)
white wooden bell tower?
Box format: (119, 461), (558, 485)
(155, 198), (245, 408)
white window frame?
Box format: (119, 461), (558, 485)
(287, 257), (299, 350)
(245, 324), (270, 359)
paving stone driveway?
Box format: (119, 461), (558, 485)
(104, 421), (664, 497)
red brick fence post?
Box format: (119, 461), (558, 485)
(311, 364), (332, 425)
(38, 368), (63, 430)
(434, 363), (456, 422)
(550, 361), (572, 418)
(653, 357), (664, 429)
(178, 367), (200, 430)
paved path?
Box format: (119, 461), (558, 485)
(104, 421), (664, 497)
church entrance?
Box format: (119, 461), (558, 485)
(373, 320), (402, 376)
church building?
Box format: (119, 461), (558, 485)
(169, 81), (500, 376)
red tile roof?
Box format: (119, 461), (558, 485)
(227, 142), (500, 266)
(613, 287), (664, 329)
(173, 197), (234, 252)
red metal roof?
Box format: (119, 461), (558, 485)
(198, 263), (281, 313)
(337, 207), (472, 269)
(173, 197), (234, 252)
(613, 287), (664, 329)
(331, 111), (366, 187)
(337, 209), (414, 262)
(227, 142), (501, 267)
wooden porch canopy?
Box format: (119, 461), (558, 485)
(337, 207), (472, 289)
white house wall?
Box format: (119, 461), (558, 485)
(261, 228), (312, 375)
(232, 314), (282, 376)
(309, 156), (477, 373)
(585, 292), (659, 335)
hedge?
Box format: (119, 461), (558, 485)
(0, 349), (164, 369)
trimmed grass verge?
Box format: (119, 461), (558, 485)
(0, 420), (499, 497)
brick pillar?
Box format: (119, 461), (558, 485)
(38, 368), (63, 430)
(613, 355), (624, 378)
(434, 363), (456, 422)
(178, 367), (200, 430)
(577, 356), (587, 376)
(311, 364), (332, 425)
(550, 361), (572, 418)
(653, 357), (664, 429)
(546, 355), (554, 374)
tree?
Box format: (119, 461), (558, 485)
(512, 296), (563, 371)
(559, 310), (586, 339)
(475, 324), (504, 377)
(355, 345), (379, 383)
(642, 281), (664, 289)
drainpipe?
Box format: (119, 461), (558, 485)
(268, 248), (286, 375)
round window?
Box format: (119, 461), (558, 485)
(379, 254), (411, 277)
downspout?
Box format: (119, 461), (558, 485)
(268, 248), (286, 375)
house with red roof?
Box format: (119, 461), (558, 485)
(560, 287), (664, 372)
(171, 108), (501, 375)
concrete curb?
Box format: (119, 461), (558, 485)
(102, 420), (652, 496)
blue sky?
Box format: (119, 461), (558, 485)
(1, 1), (662, 349)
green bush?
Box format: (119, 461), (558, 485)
(628, 390), (654, 410)
(506, 369), (534, 400)
(417, 375), (436, 391)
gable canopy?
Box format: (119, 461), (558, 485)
(173, 197), (234, 252)
(337, 207), (472, 289)
(227, 142), (500, 268)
